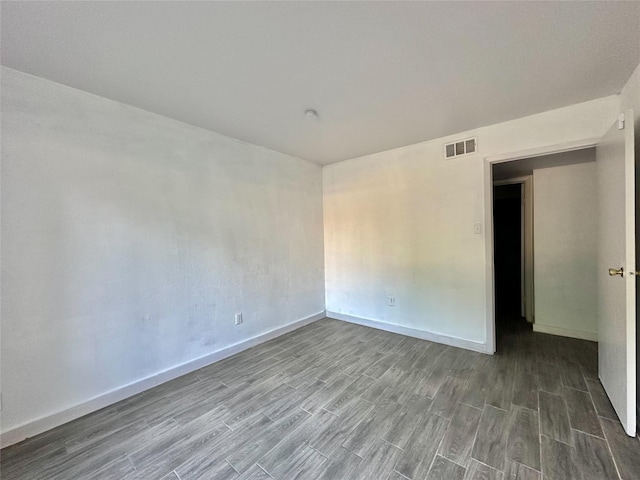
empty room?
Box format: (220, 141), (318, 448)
(2, 2), (640, 480)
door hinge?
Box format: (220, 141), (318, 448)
(618, 113), (625, 130)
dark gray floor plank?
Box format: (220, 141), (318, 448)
(460, 368), (492, 409)
(559, 361), (588, 392)
(600, 416), (640, 480)
(586, 379), (619, 421)
(262, 378), (325, 421)
(237, 465), (272, 480)
(484, 356), (516, 411)
(563, 386), (604, 438)
(323, 374), (375, 416)
(383, 394), (432, 449)
(124, 469), (184, 480)
(314, 446), (362, 480)
(261, 443), (326, 479)
(316, 362), (349, 384)
(132, 421), (234, 479)
(539, 391), (572, 445)
(44, 419), (180, 480)
(308, 398), (374, 457)
(298, 373), (355, 414)
(387, 471), (409, 480)
(574, 346), (599, 383)
(257, 409), (334, 474)
(351, 438), (403, 480)
(430, 376), (468, 419)
(536, 360), (562, 395)
(168, 389), (231, 426)
(62, 405), (164, 453)
(503, 460), (541, 480)
(426, 455), (466, 480)
(415, 347), (461, 398)
(437, 402), (482, 468)
(218, 356), (290, 388)
(363, 355), (397, 378)
(341, 399), (400, 457)
(540, 435), (581, 480)
(175, 460), (238, 480)
(511, 358), (538, 410)
(344, 351), (385, 376)
(387, 369), (423, 405)
(74, 455), (136, 480)
(411, 342), (448, 371)
(464, 459), (503, 480)
(172, 417), (268, 480)
(129, 418), (226, 470)
(450, 350), (482, 380)
(573, 429), (619, 480)
(471, 405), (509, 471)
(222, 383), (292, 429)
(395, 411), (450, 480)
(0, 442), (67, 479)
(360, 366), (406, 404)
(506, 405), (540, 471)
(226, 408), (310, 474)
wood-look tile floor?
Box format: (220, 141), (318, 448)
(3, 318), (640, 480)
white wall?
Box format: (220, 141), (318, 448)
(0, 67), (325, 440)
(532, 160), (598, 340)
(324, 95), (620, 351)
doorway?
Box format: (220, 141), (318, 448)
(493, 183), (526, 333)
(484, 128), (636, 436)
(490, 147), (597, 350)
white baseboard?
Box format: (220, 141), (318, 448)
(327, 311), (491, 354)
(532, 323), (598, 342)
(0, 311), (325, 448)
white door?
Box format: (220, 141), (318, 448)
(597, 108), (636, 436)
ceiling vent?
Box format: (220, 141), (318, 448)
(444, 137), (477, 159)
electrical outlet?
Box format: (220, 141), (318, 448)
(235, 313), (243, 325)
(388, 296), (395, 307)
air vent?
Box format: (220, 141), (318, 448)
(444, 137), (477, 159)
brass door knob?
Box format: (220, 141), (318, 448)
(609, 267), (624, 277)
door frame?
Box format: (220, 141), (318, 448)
(483, 138), (600, 353)
(493, 176), (534, 324)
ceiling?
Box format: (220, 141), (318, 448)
(2, 2), (639, 165)
(493, 148), (595, 181)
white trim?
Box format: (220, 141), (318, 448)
(532, 323), (598, 342)
(622, 107), (636, 436)
(483, 137), (599, 355)
(484, 159), (497, 353)
(0, 311), (326, 448)
(485, 138), (600, 164)
(326, 311), (491, 354)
